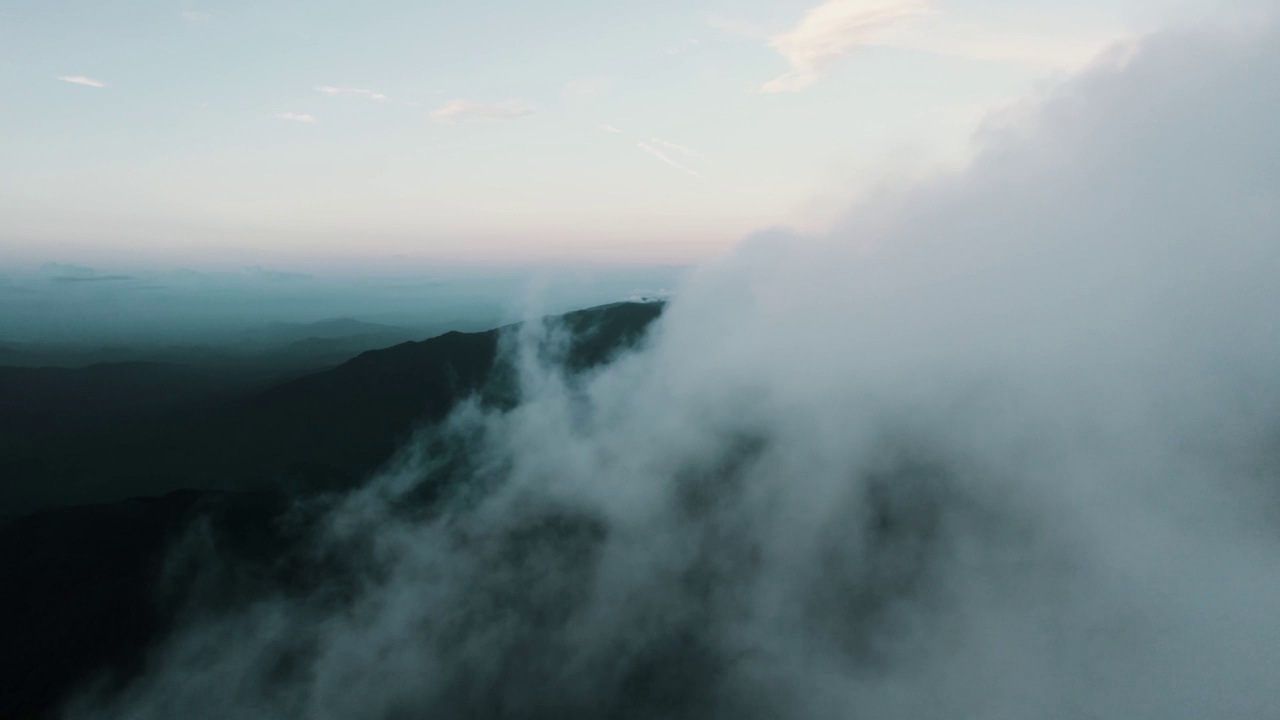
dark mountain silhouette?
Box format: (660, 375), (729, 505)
(0, 301), (664, 515)
(0, 302), (664, 720)
(0, 362), (238, 437)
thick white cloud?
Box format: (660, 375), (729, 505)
(75, 10), (1280, 720)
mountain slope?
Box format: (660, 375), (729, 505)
(0, 302), (665, 515)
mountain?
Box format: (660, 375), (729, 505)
(0, 489), (310, 720)
(0, 302), (665, 514)
(0, 301), (665, 720)
(0, 362), (280, 440)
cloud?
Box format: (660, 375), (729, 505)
(760, 0), (928, 93)
(57, 76), (106, 88)
(562, 76), (613, 101)
(629, 136), (706, 174)
(315, 85), (391, 102)
(275, 112), (317, 124)
(637, 141), (701, 177)
(650, 138), (704, 160)
(428, 99), (535, 125)
(600, 124), (624, 134)
(756, 1), (1122, 90)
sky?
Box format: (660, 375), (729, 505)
(0, 0), (1225, 269)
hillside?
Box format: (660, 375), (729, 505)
(0, 301), (665, 720)
(0, 301), (665, 515)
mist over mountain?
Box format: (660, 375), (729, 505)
(1, 302), (665, 719)
(4, 9), (1280, 720)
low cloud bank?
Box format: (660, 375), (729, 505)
(74, 13), (1280, 720)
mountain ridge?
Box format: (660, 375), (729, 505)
(0, 301), (665, 516)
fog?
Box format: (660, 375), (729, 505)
(72, 11), (1280, 719)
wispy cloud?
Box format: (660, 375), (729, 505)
(650, 138), (703, 160)
(315, 85), (391, 102)
(562, 76), (613, 101)
(637, 142), (701, 178)
(57, 75), (106, 88)
(276, 112), (317, 124)
(602, 127), (705, 174)
(428, 99), (535, 125)
(761, 0), (928, 93)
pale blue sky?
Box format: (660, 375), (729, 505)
(0, 0), (1220, 268)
